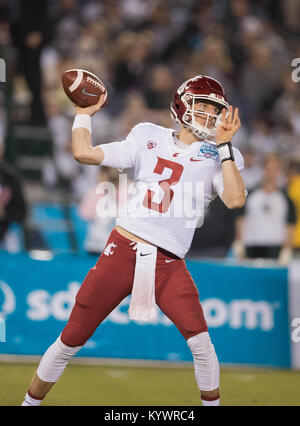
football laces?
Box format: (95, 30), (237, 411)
(87, 76), (105, 92)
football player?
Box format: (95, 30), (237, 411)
(22, 75), (246, 406)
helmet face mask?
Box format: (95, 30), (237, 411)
(171, 75), (229, 142)
(182, 94), (222, 140)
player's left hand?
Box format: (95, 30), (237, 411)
(215, 106), (241, 145)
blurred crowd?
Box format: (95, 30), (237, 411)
(0, 0), (299, 261)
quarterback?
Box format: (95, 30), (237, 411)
(22, 75), (246, 406)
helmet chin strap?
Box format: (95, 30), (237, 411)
(192, 127), (209, 140)
(191, 127), (217, 144)
(191, 114), (217, 141)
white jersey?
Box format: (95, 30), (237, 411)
(100, 122), (244, 258)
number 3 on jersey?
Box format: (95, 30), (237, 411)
(143, 157), (183, 213)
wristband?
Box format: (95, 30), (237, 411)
(72, 114), (92, 134)
(217, 141), (234, 163)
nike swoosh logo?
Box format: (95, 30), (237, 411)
(165, 259), (176, 263)
(190, 158), (203, 162)
(81, 87), (98, 97)
(140, 253), (152, 256)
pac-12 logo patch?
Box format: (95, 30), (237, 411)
(147, 141), (157, 150)
(197, 142), (219, 160)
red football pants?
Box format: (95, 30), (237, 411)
(61, 228), (208, 347)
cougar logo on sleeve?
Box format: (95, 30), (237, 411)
(104, 242), (117, 256)
(147, 141), (157, 150)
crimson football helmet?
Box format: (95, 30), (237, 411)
(171, 75), (229, 141)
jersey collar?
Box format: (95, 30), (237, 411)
(167, 131), (203, 157)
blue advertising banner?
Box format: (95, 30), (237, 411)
(0, 252), (290, 367)
(188, 260), (289, 367)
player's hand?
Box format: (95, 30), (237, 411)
(74, 94), (106, 117)
(215, 106), (241, 145)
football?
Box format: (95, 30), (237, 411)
(61, 69), (108, 108)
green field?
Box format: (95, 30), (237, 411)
(1, 362), (300, 406)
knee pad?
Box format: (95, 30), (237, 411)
(37, 335), (82, 383)
(187, 331), (219, 391)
